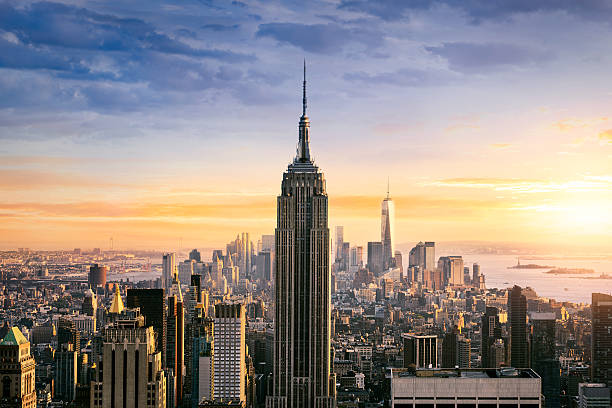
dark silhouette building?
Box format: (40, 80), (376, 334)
(126, 288), (167, 367)
(508, 285), (528, 368)
(592, 292), (612, 386)
(530, 312), (560, 407)
(481, 306), (502, 368)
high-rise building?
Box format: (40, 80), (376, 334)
(167, 290), (185, 407)
(472, 263), (481, 286)
(90, 310), (166, 407)
(127, 289), (168, 368)
(481, 306), (502, 368)
(403, 334), (438, 368)
(591, 292), (612, 386)
(381, 184), (395, 270)
(508, 285), (528, 368)
(367, 241), (383, 276)
(82, 289), (97, 317)
(334, 226), (344, 262)
(530, 312), (560, 408)
(442, 327), (469, 369)
(89, 264), (107, 288)
(350, 246), (363, 269)
(438, 256), (464, 287)
(163, 253), (177, 290)
(189, 249), (201, 262)
(191, 309), (213, 407)
(267, 64), (335, 408)
(408, 242), (435, 272)
(0, 326), (36, 408)
(55, 343), (78, 402)
(213, 304), (246, 403)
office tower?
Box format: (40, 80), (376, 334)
(90, 310), (166, 407)
(442, 328), (458, 368)
(481, 306), (502, 368)
(350, 246), (363, 270)
(591, 293), (612, 386)
(0, 326), (36, 408)
(268, 65), (335, 408)
(381, 184), (395, 269)
(367, 241), (384, 276)
(438, 256), (464, 287)
(530, 312), (560, 408)
(55, 343), (77, 402)
(335, 226), (344, 262)
(212, 304), (246, 403)
(191, 309), (213, 407)
(256, 250), (272, 282)
(167, 289), (185, 407)
(408, 242), (436, 272)
(189, 249), (201, 262)
(442, 327), (470, 368)
(163, 253), (177, 290)
(82, 289), (97, 317)
(472, 263), (480, 286)
(127, 289), (168, 368)
(394, 250), (403, 272)
(403, 334), (438, 368)
(89, 264), (107, 288)
(578, 383), (610, 408)
(508, 285), (528, 368)
(261, 234), (275, 252)
(390, 368), (542, 407)
(58, 317), (81, 360)
(178, 260), (195, 287)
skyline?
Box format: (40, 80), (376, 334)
(1, 0), (611, 251)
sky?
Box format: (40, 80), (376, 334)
(0, 0), (611, 252)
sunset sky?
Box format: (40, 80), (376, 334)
(1, 1), (611, 251)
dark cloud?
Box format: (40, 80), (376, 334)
(256, 22), (383, 54)
(201, 23), (241, 31)
(338, 0), (612, 23)
(344, 67), (457, 87)
(425, 42), (553, 73)
(0, 1), (252, 62)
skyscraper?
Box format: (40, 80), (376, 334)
(90, 310), (166, 407)
(381, 182), (395, 269)
(592, 292), (612, 386)
(163, 253), (176, 290)
(213, 303), (246, 402)
(530, 312), (560, 407)
(89, 264), (107, 288)
(126, 289), (168, 368)
(481, 306), (502, 368)
(367, 241), (383, 276)
(508, 285), (528, 368)
(0, 326), (36, 408)
(267, 63), (335, 408)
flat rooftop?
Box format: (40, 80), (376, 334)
(393, 367), (540, 379)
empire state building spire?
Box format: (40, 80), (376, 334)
(296, 60), (311, 163)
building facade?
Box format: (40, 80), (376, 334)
(0, 327), (36, 408)
(591, 292), (612, 386)
(267, 65), (335, 408)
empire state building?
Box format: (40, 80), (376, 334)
(267, 64), (336, 408)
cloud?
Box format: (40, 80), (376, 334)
(338, 0), (612, 23)
(490, 143), (512, 149)
(430, 177), (612, 193)
(599, 129), (612, 144)
(425, 42), (553, 73)
(344, 67), (457, 87)
(256, 22), (382, 54)
(0, 2), (252, 61)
